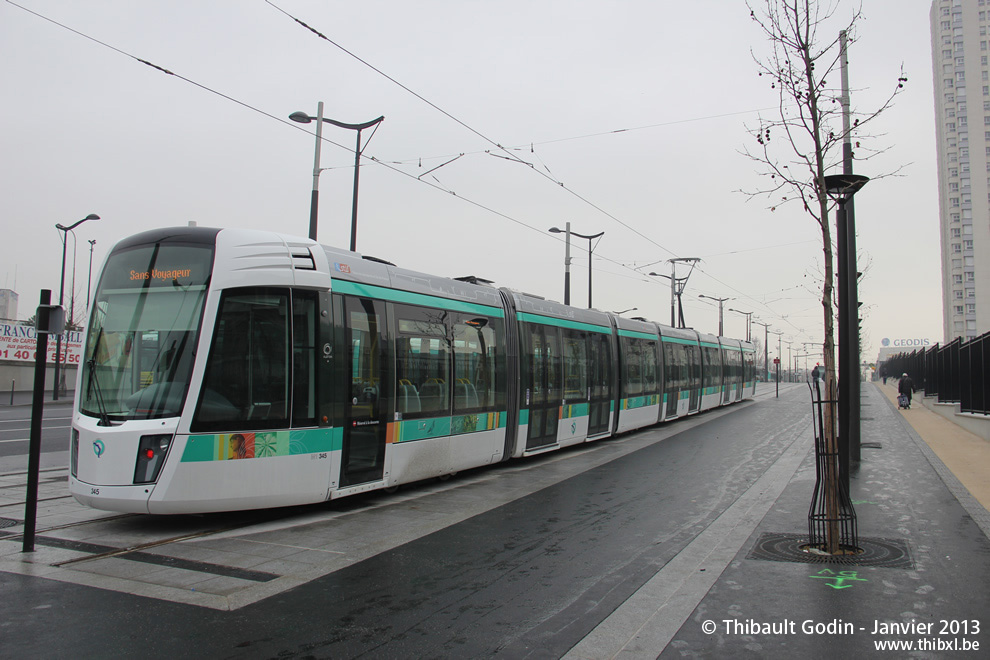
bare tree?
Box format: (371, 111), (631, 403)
(742, 0), (905, 553)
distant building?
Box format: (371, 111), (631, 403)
(931, 1), (990, 342)
(0, 288), (17, 321)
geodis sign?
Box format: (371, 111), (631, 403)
(881, 338), (932, 348)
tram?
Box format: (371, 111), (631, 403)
(69, 227), (756, 514)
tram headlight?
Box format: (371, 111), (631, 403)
(133, 433), (173, 484)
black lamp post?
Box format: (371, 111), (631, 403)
(290, 103), (384, 249)
(823, 173), (869, 492)
(54, 213), (99, 401)
(549, 225), (603, 308)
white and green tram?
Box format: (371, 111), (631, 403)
(70, 227), (756, 514)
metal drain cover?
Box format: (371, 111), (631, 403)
(0, 517), (18, 529)
(747, 532), (913, 569)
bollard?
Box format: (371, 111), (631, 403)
(9, 380), (13, 406)
(23, 291), (64, 553)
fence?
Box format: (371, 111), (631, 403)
(882, 330), (990, 415)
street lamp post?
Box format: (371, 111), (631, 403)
(753, 320), (771, 381)
(698, 294), (732, 336)
(784, 340), (794, 382)
(54, 213), (99, 401)
(549, 225), (603, 308)
(290, 103), (384, 249)
(86, 239), (96, 310)
(728, 308), (752, 342)
(549, 222), (571, 305)
(771, 330), (784, 396)
(823, 173), (869, 491)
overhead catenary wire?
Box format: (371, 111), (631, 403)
(262, 0), (685, 261)
(261, 1), (807, 324)
(7, 0), (806, 329)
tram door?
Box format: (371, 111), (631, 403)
(588, 332), (612, 436)
(524, 323), (560, 450)
(341, 296), (388, 487)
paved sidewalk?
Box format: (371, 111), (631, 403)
(877, 381), (990, 513)
(647, 381), (990, 657)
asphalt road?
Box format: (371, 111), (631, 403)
(0, 400), (74, 463)
(2, 386), (813, 658)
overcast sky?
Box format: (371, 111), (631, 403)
(1, 1), (941, 364)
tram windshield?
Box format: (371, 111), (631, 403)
(80, 243), (213, 421)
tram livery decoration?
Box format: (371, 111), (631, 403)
(70, 228), (756, 514)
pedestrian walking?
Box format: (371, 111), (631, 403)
(897, 373), (915, 409)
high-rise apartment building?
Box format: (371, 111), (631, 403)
(0, 289), (17, 321)
(931, 0), (990, 342)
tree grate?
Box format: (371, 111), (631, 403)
(747, 532), (913, 569)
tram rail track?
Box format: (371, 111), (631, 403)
(0, 511), (139, 541)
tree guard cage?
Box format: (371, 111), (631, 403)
(807, 379), (858, 554)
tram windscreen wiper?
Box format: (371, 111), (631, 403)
(86, 359), (113, 427)
(85, 328), (113, 427)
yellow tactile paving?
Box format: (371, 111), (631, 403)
(878, 382), (990, 512)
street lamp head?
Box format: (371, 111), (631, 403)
(823, 174), (869, 201)
(548, 227), (563, 234)
(57, 213), (101, 232)
(289, 111), (314, 124)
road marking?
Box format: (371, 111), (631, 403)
(0, 425), (71, 435)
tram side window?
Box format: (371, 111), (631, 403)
(452, 315), (501, 413)
(562, 330), (588, 401)
(193, 288), (291, 431)
(621, 337), (658, 398)
(688, 344), (701, 388)
(702, 346), (721, 389)
(726, 350), (742, 384)
(743, 352), (755, 383)
(664, 342), (689, 393)
(395, 306), (451, 416)
(292, 291), (319, 427)
(522, 323), (561, 406)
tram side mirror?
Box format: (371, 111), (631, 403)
(35, 304), (66, 335)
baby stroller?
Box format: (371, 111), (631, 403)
(897, 394), (910, 409)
